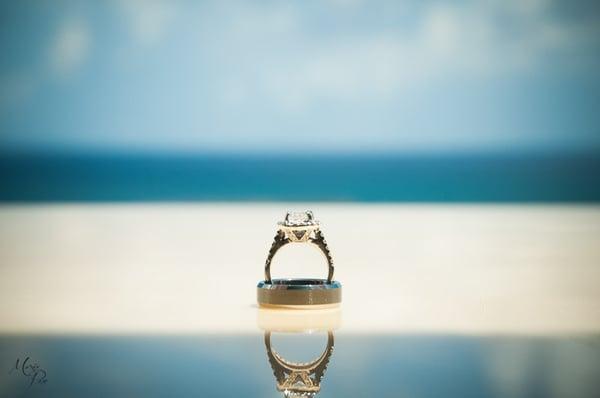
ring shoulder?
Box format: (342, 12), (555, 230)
(264, 230), (290, 282)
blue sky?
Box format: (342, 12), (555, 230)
(0, 0), (599, 154)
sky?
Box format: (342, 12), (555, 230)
(0, 0), (599, 154)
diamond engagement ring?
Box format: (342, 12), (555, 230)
(257, 211), (342, 307)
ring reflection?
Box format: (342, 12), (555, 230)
(258, 307), (340, 397)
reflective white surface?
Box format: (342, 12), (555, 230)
(1, 204), (599, 335)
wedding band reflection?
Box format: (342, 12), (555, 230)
(258, 307), (340, 397)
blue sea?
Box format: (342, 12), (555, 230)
(0, 152), (599, 202)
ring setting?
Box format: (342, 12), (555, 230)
(279, 211), (320, 242)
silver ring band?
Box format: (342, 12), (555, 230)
(257, 279), (342, 306)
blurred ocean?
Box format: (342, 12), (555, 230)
(1, 152), (599, 202)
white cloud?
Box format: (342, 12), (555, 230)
(117, 0), (178, 46)
(2, 16), (90, 109)
(49, 18), (90, 75)
(422, 5), (462, 55)
(212, 0), (590, 112)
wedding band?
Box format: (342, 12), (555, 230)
(258, 211), (342, 307)
(257, 279), (342, 307)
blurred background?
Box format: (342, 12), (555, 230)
(1, 0), (599, 201)
(2, 3), (600, 397)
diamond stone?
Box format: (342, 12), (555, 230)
(285, 211), (313, 226)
